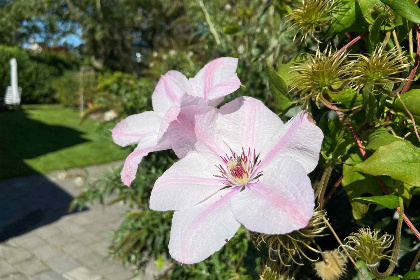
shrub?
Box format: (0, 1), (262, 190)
(53, 70), (96, 107)
(0, 45), (79, 103)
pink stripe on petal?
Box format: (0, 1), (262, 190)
(121, 146), (156, 186)
(203, 59), (219, 99)
(179, 187), (239, 262)
(161, 75), (180, 102)
(190, 187), (239, 226)
(175, 111), (225, 160)
(248, 183), (308, 227)
(258, 113), (305, 170)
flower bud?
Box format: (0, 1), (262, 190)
(314, 249), (347, 280)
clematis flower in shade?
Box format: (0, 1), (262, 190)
(149, 97), (324, 264)
(111, 57), (241, 186)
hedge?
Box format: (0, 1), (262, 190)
(0, 45), (79, 103)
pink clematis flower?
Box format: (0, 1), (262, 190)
(111, 57), (241, 186)
(149, 97), (324, 264)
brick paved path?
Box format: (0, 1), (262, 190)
(0, 162), (161, 280)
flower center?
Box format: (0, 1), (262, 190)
(215, 148), (262, 186)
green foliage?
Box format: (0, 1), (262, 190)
(403, 271), (420, 280)
(53, 70), (97, 107)
(343, 153), (384, 220)
(380, 0), (420, 24)
(364, 128), (403, 151)
(353, 194), (399, 209)
(394, 89), (420, 123)
(326, 0), (358, 37)
(351, 141), (420, 186)
(80, 71), (154, 122)
(267, 64), (294, 114)
(0, 45), (79, 103)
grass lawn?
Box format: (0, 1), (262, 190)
(0, 105), (128, 179)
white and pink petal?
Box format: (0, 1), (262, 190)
(169, 188), (240, 264)
(111, 111), (163, 147)
(258, 111), (324, 174)
(150, 152), (225, 211)
(217, 97), (284, 156)
(189, 57), (241, 103)
(230, 157), (314, 235)
(152, 70), (192, 115)
(167, 105), (227, 161)
(121, 136), (170, 187)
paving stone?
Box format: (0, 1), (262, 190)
(77, 251), (106, 269)
(0, 261), (17, 277)
(63, 267), (103, 280)
(32, 244), (64, 261)
(57, 224), (84, 236)
(11, 235), (46, 250)
(46, 233), (75, 248)
(31, 270), (66, 280)
(0, 272), (29, 280)
(73, 232), (101, 245)
(45, 255), (80, 274)
(95, 263), (132, 280)
(61, 243), (93, 259)
(0, 245), (32, 263)
(34, 227), (62, 239)
(89, 241), (109, 257)
(12, 258), (49, 277)
(70, 214), (92, 226)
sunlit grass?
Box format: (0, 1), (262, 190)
(0, 105), (127, 179)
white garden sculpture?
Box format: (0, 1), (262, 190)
(4, 58), (21, 105)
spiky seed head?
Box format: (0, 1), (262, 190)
(259, 263), (294, 280)
(344, 227), (394, 266)
(287, 0), (335, 41)
(314, 249), (347, 280)
(256, 210), (327, 266)
(290, 48), (349, 107)
(349, 46), (408, 90)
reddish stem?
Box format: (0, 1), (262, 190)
(336, 32), (369, 56)
(324, 176), (343, 205)
(401, 24), (420, 94)
(323, 102), (420, 241)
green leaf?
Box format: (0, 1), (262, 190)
(365, 127), (403, 150)
(362, 86), (379, 122)
(352, 141), (420, 186)
(352, 260), (375, 280)
(328, 88), (363, 108)
(277, 55), (303, 85)
(267, 64), (294, 113)
(343, 153), (383, 220)
(353, 194), (399, 209)
(357, 0), (384, 23)
(403, 271), (420, 280)
(153, 254), (165, 270)
(368, 13), (387, 52)
(380, 0), (420, 24)
(326, 0), (357, 37)
(394, 89), (420, 123)
(223, 24), (241, 35)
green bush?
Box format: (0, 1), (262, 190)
(80, 71), (154, 122)
(53, 70), (96, 107)
(0, 45), (79, 103)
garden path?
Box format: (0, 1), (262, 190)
(0, 161), (161, 280)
